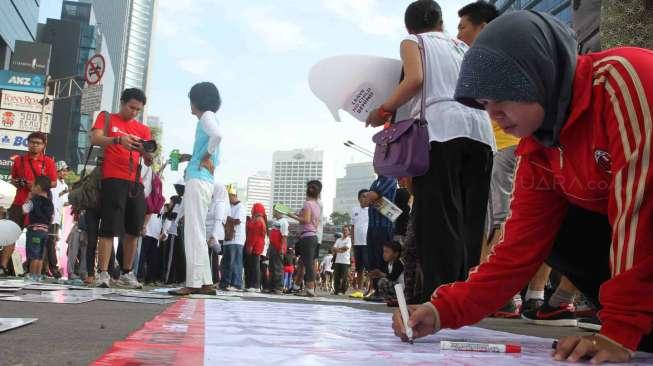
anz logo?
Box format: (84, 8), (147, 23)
(7, 75), (44, 88)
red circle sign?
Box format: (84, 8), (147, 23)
(84, 54), (106, 85)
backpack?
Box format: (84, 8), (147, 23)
(145, 171), (165, 214)
(68, 111), (110, 211)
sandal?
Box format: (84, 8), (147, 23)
(168, 287), (198, 296)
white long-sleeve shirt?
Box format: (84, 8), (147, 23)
(206, 182), (230, 241)
(199, 111), (222, 155)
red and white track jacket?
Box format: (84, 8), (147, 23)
(430, 47), (653, 351)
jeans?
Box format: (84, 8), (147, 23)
(220, 244), (243, 289)
(283, 272), (294, 289)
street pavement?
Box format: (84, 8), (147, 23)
(0, 286), (589, 366)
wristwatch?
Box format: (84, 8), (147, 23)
(113, 137), (120, 145)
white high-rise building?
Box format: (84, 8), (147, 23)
(80, 0), (157, 114)
(332, 162), (376, 215)
(272, 149), (324, 212)
(246, 171), (272, 217)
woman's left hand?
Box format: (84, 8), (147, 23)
(201, 155), (214, 174)
(552, 335), (633, 364)
(366, 108), (389, 128)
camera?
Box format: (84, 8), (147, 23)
(140, 139), (158, 153)
(15, 178), (27, 188)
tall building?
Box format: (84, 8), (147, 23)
(246, 171), (272, 217)
(490, 0), (572, 24)
(80, 0), (157, 113)
(0, 1), (40, 69)
(332, 162), (375, 215)
(272, 149), (323, 212)
(38, 1), (115, 170)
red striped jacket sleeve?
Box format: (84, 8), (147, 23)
(430, 154), (568, 329)
(593, 50), (653, 351)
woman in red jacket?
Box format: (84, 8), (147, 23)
(244, 203), (267, 292)
(392, 10), (653, 364)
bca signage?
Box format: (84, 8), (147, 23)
(0, 129), (31, 151)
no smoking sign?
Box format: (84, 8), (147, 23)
(84, 54), (105, 85)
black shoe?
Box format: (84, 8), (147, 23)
(577, 316), (602, 331)
(0, 267), (8, 278)
(521, 302), (577, 327)
(364, 294), (385, 303)
(520, 298), (545, 315)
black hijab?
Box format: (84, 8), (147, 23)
(454, 11), (578, 147)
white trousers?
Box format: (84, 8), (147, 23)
(183, 179), (213, 288)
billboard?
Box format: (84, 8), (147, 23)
(0, 70), (46, 94)
(0, 129), (32, 151)
(0, 110), (52, 133)
(9, 41), (52, 75)
(0, 90), (53, 114)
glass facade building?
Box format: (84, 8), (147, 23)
(81, 0), (156, 113)
(38, 1), (115, 171)
(490, 0), (572, 25)
(0, 0), (40, 69)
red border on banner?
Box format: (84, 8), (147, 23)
(92, 299), (205, 366)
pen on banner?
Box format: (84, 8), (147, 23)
(439, 341), (522, 353)
(394, 283), (414, 344)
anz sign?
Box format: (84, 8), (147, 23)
(0, 70), (45, 93)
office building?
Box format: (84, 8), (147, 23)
(38, 1), (115, 170)
(272, 149), (323, 212)
(81, 0), (157, 113)
(490, 0), (572, 24)
(246, 171), (272, 217)
(332, 162), (375, 215)
(0, 1), (40, 69)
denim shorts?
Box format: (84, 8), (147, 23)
(26, 230), (48, 261)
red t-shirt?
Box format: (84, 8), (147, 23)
(10, 153), (57, 206)
(92, 113), (151, 182)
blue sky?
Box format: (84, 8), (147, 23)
(39, 0), (470, 214)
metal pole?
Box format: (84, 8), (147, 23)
(39, 75), (51, 133)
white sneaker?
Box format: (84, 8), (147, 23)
(116, 272), (143, 289)
(247, 288), (259, 293)
(96, 271), (111, 288)
(242, 287), (250, 292)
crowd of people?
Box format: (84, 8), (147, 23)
(0, 0), (651, 363)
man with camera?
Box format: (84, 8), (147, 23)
(0, 132), (57, 277)
(90, 88), (155, 288)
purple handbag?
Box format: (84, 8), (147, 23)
(372, 35), (429, 178)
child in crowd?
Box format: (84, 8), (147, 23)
(22, 176), (54, 282)
(369, 241), (404, 304)
(282, 248), (296, 292)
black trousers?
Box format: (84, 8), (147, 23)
(209, 244), (221, 284)
(413, 138), (493, 302)
(268, 247), (283, 291)
(244, 254), (261, 289)
(333, 263), (350, 294)
(138, 236), (161, 283)
(546, 205), (652, 352)
(84, 209), (100, 276)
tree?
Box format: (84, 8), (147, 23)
(600, 0), (652, 49)
(149, 125), (164, 175)
(330, 211), (351, 227)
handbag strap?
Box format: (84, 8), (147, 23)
(81, 111), (110, 179)
(415, 34), (428, 122)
